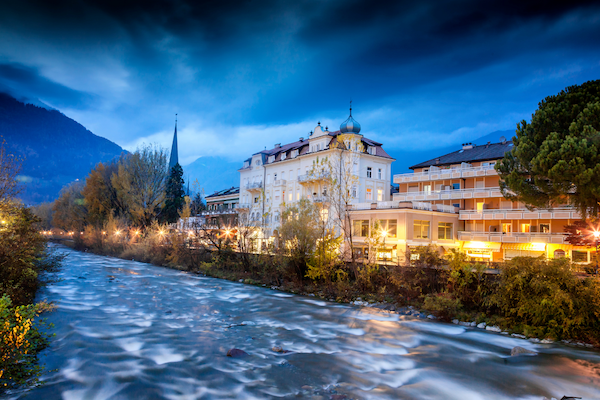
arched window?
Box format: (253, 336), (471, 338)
(554, 249), (566, 259)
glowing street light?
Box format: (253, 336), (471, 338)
(593, 230), (600, 276)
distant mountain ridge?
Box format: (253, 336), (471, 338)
(0, 92), (126, 204)
(183, 156), (240, 198)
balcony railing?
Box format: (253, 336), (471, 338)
(393, 187), (503, 202)
(237, 203), (251, 210)
(459, 207), (581, 220)
(350, 201), (457, 214)
(393, 164), (498, 184)
(458, 231), (568, 244)
(298, 171), (330, 183)
(245, 182), (263, 191)
(272, 179), (287, 187)
(312, 196), (328, 203)
(200, 209), (238, 216)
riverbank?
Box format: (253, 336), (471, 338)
(55, 238), (600, 350)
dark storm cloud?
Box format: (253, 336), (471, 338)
(0, 63), (96, 109)
(0, 0), (598, 165)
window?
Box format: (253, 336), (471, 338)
(274, 173), (277, 181)
(438, 222), (453, 240)
(366, 188), (373, 201)
(288, 193), (292, 201)
(502, 223), (512, 233)
(452, 183), (460, 190)
(320, 209), (328, 222)
(379, 219), (397, 238)
(554, 249), (566, 258)
(378, 168), (382, 179)
(267, 174), (271, 184)
(572, 250), (588, 263)
(353, 220), (369, 237)
(296, 192), (300, 201)
(367, 167), (372, 178)
(281, 171), (285, 180)
(254, 196), (259, 204)
(477, 202), (484, 211)
(423, 185), (431, 194)
(377, 189), (383, 201)
(521, 223), (530, 233)
(414, 220), (430, 239)
(540, 223), (550, 233)
(352, 187), (357, 198)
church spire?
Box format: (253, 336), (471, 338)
(168, 114), (179, 170)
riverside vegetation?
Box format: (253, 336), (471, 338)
(0, 141), (62, 392)
(67, 220), (600, 348)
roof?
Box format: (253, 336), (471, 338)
(247, 130), (393, 165)
(205, 186), (240, 199)
(410, 141), (513, 169)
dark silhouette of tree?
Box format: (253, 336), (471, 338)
(163, 163), (185, 223)
(497, 80), (600, 218)
(564, 219), (600, 247)
(191, 192), (205, 216)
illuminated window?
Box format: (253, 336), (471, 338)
(379, 219), (397, 238)
(288, 193), (292, 201)
(540, 223), (550, 233)
(502, 223), (511, 233)
(353, 220), (369, 237)
(296, 192), (300, 201)
(423, 185), (431, 194)
(521, 223), (530, 233)
(477, 202), (484, 211)
(414, 220), (430, 239)
(438, 222), (453, 240)
(366, 188), (373, 201)
(377, 189), (383, 201)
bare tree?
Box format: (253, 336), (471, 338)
(0, 140), (22, 202)
(111, 144), (168, 227)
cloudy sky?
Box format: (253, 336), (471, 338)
(0, 0), (599, 169)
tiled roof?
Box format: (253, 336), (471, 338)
(250, 130), (393, 164)
(410, 141), (513, 169)
(205, 186), (240, 199)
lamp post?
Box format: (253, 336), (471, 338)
(593, 231), (600, 276)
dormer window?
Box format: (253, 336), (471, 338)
(269, 155), (275, 163)
(281, 153), (286, 161)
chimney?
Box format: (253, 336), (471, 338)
(274, 143), (281, 148)
(435, 158), (440, 164)
(299, 137), (304, 142)
(462, 143), (473, 150)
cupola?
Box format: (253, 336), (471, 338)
(340, 104), (361, 134)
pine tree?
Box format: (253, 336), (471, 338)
(163, 163), (185, 223)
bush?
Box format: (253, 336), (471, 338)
(0, 295), (54, 391)
(491, 256), (600, 342)
(423, 292), (462, 320)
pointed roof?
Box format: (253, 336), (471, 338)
(168, 116), (179, 170)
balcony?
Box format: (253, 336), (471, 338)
(459, 207), (581, 221)
(245, 182), (263, 192)
(272, 179), (287, 187)
(458, 231), (568, 244)
(298, 171), (330, 184)
(312, 196), (328, 203)
(393, 164), (498, 184)
(200, 209), (238, 216)
(237, 203), (251, 210)
(393, 187), (503, 202)
(350, 201), (457, 214)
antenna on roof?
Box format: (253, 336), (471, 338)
(500, 136), (506, 144)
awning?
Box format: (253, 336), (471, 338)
(503, 243), (546, 251)
(462, 241), (501, 251)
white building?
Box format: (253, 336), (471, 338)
(238, 109), (395, 238)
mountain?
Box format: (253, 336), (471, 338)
(389, 129), (514, 176)
(0, 92), (126, 204)
(183, 156), (240, 197)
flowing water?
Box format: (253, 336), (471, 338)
(9, 245), (600, 399)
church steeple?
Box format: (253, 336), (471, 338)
(168, 114), (179, 170)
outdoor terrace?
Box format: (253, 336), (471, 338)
(393, 164), (498, 184)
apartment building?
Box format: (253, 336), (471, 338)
(202, 187), (240, 227)
(238, 109), (394, 241)
(350, 138), (590, 264)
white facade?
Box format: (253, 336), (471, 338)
(238, 118), (394, 234)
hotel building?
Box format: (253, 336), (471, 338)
(350, 139), (590, 264)
(237, 109), (395, 240)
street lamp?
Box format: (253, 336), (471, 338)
(593, 230), (600, 275)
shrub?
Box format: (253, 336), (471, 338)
(423, 292), (462, 321)
(491, 256), (600, 341)
(0, 295), (54, 391)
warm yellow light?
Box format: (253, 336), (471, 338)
(224, 229), (231, 236)
(133, 230), (140, 236)
(380, 229), (388, 238)
(115, 230), (121, 236)
(593, 231), (600, 239)
(102, 231), (107, 235)
(530, 242), (546, 251)
(469, 241), (488, 249)
(159, 230), (166, 236)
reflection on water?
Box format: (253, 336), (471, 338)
(10, 245), (600, 399)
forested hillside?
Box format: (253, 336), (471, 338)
(0, 93), (125, 203)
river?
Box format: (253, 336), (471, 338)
(9, 245), (600, 399)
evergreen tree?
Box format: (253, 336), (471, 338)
(163, 163), (185, 223)
(497, 80), (600, 218)
(191, 192), (205, 215)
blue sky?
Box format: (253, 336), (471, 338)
(0, 0), (598, 169)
